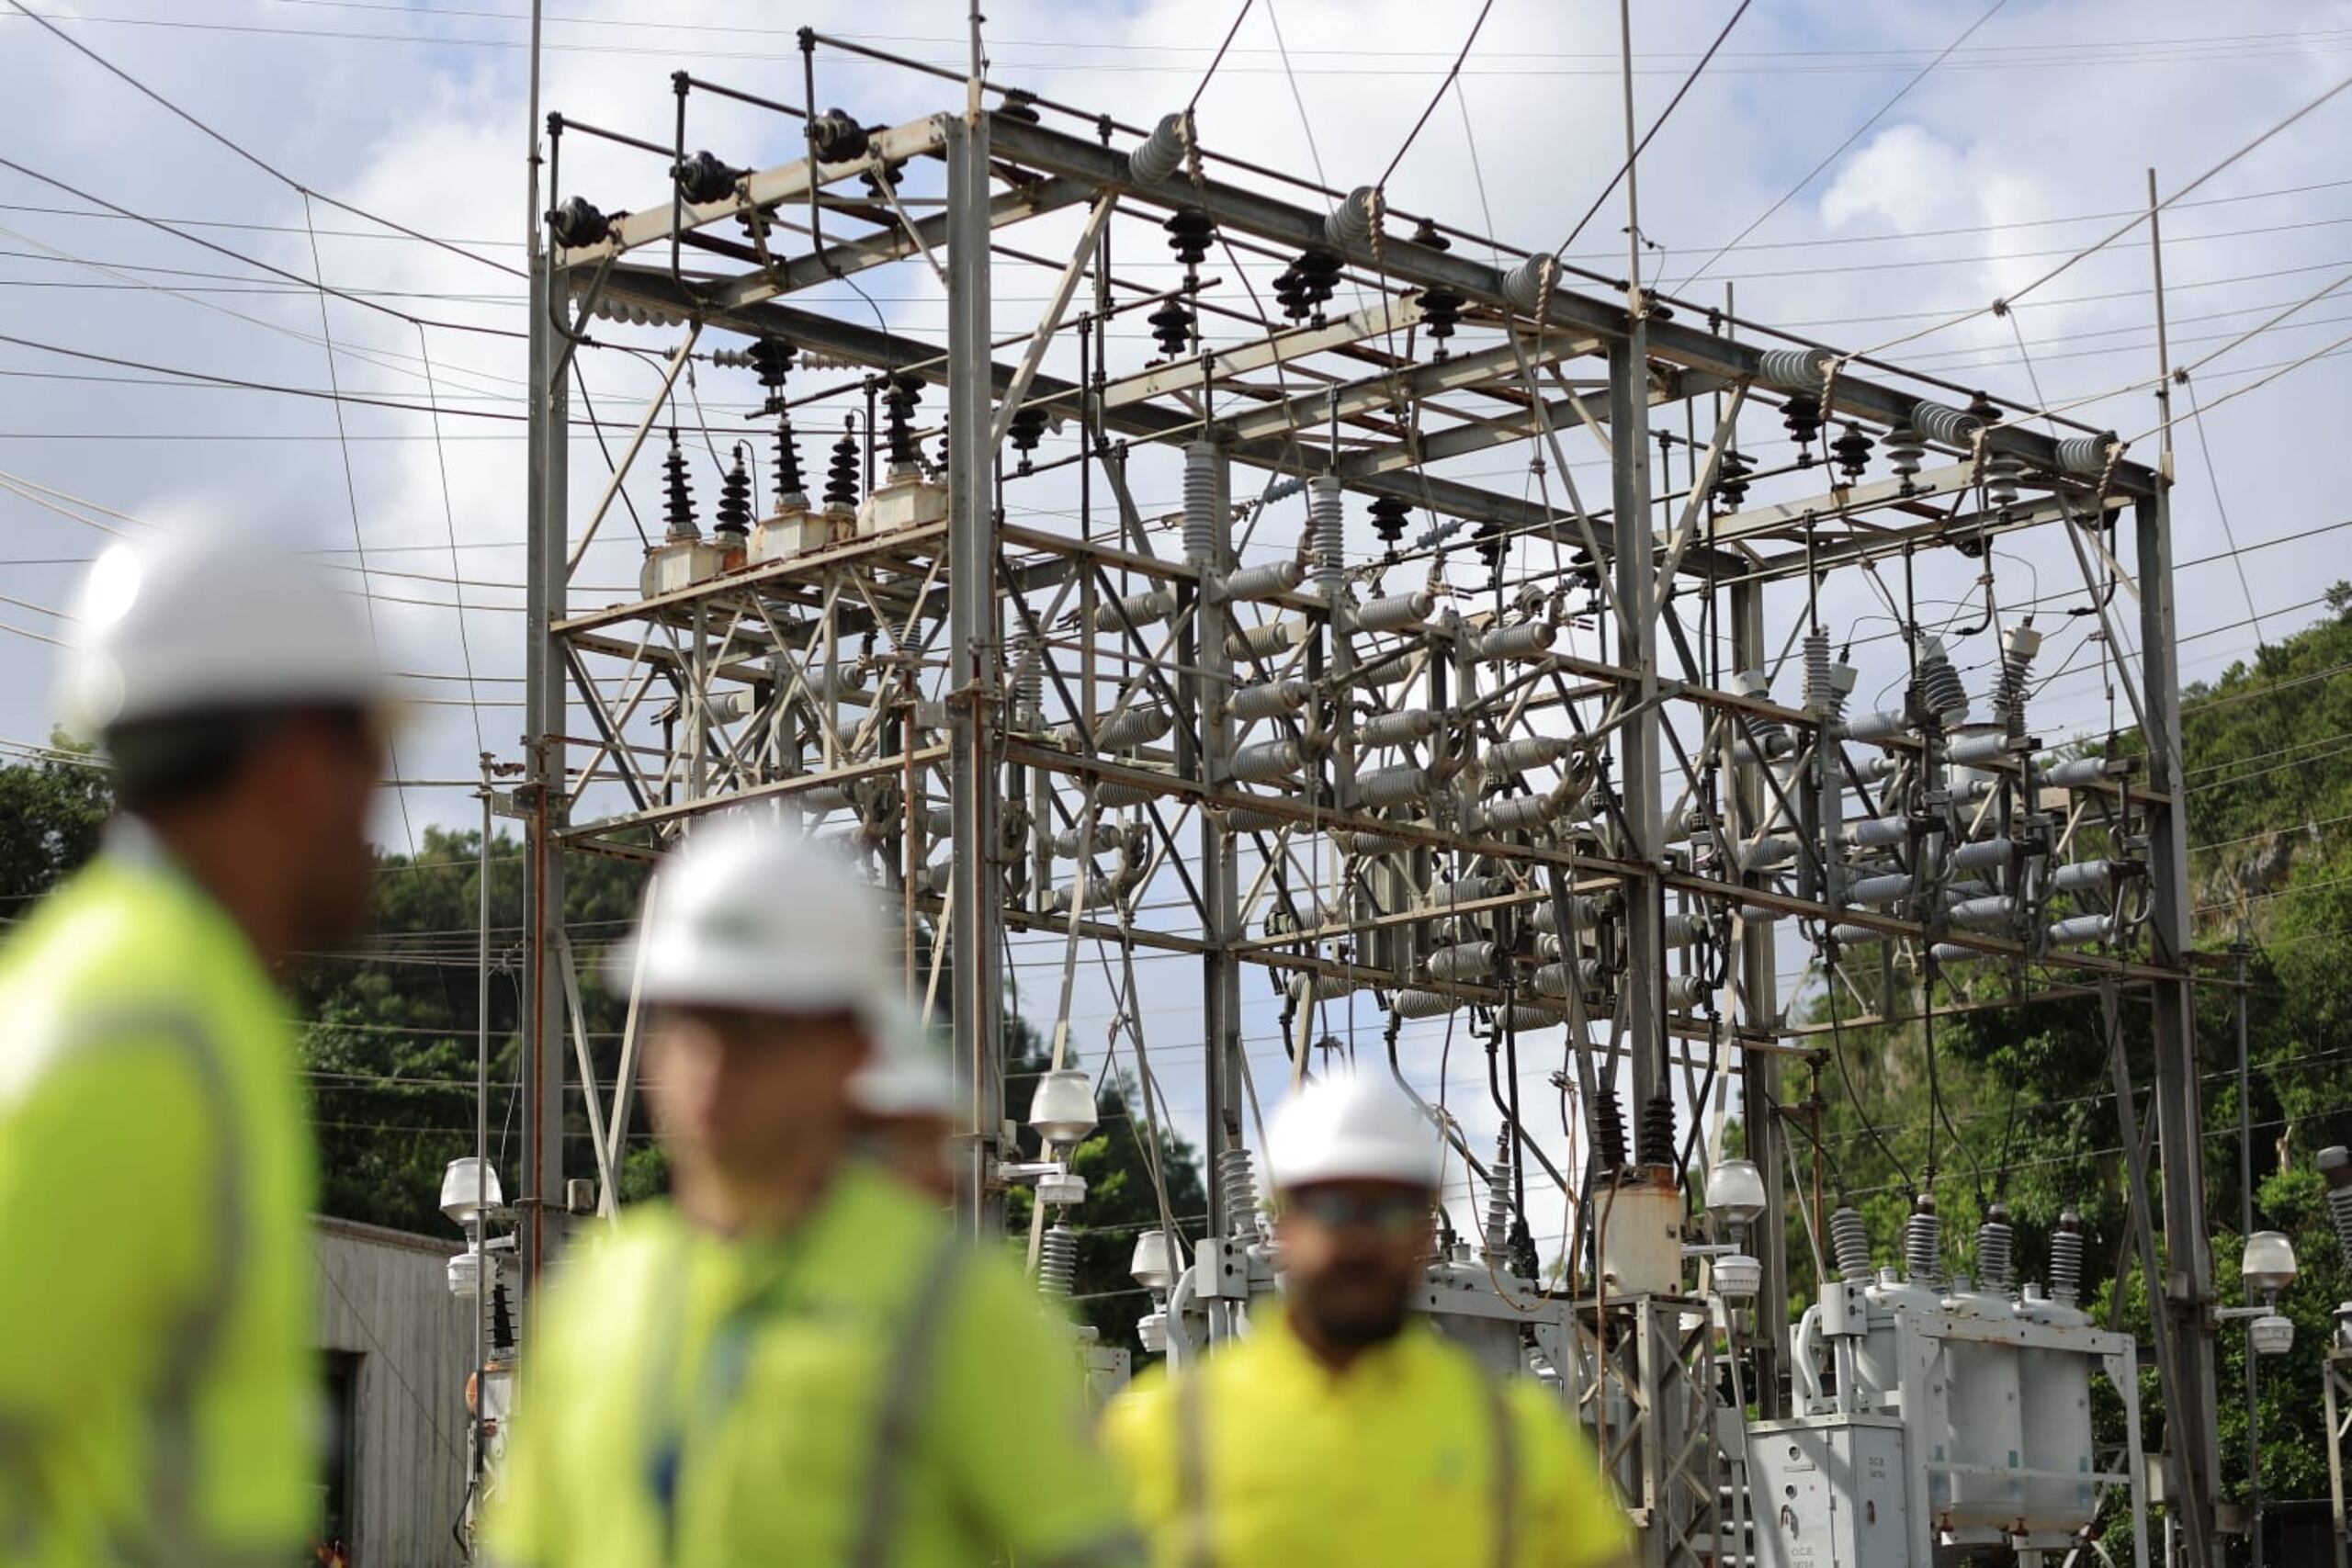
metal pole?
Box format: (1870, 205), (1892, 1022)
(944, 109), (1003, 1237)
(1609, 334), (1663, 1117)
(520, 218), (571, 1302)
(471, 752), (492, 1507)
(2137, 481), (2223, 1568)
(2149, 167), (2175, 472)
(2239, 937), (2262, 1568)
(1732, 580), (1787, 1416)
(1197, 445), (1242, 1256)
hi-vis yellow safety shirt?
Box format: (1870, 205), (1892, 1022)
(1102, 1314), (1634, 1568)
(0, 831), (318, 1565)
(485, 1160), (1142, 1568)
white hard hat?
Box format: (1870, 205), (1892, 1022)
(623, 817), (897, 1024)
(1267, 1071), (1443, 1191)
(849, 995), (961, 1122)
(60, 529), (390, 737)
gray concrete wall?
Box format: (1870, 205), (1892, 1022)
(314, 1216), (473, 1568)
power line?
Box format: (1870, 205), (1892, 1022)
(1675, 0), (2010, 290)
(3, 0), (517, 279)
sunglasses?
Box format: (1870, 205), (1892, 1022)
(1284, 1188), (1433, 1238)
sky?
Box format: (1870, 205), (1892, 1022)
(5, 0), (2350, 1263)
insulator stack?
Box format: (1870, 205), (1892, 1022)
(1007, 406), (1048, 472)
(1367, 494), (1412, 549)
(1713, 449), (1753, 510)
(1733, 668), (1791, 757)
(1089, 589), (1178, 632)
(1222, 560), (1305, 602)
(1913, 634), (1971, 727)
(1795, 631), (1830, 716)
(1149, 300), (1194, 357)
(1664, 974), (1711, 1010)
(1479, 621), (1556, 661)
(883, 376), (921, 468)
(1904, 1194), (1944, 1288)
(1636, 1093), (1676, 1169)
(1883, 423), (1925, 485)
(1164, 209), (1215, 270)
(1984, 451), (2022, 511)
(1308, 476), (1346, 598)
(1592, 1085), (1629, 1169)
(1419, 288), (1462, 359)
(1483, 1133), (1515, 1261)
(714, 446), (752, 537)
(1359, 708), (1439, 747)
(1531, 957), (1606, 999)
(1993, 623), (2041, 736)
(1324, 185), (1382, 251)
(1095, 705), (1171, 750)
(746, 336), (795, 412)
(1127, 112), (1187, 185)
(1484, 735), (1574, 773)
(1831, 422), (1874, 480)
(2049, 1209), (2085, 1306)
(1230, 678), (1311, 721)
(2054, 431), (2120, 476)
(1758, 346), (1831, 390)
(2319, 1146), (2352, 1269)
(1426, 941), (1499, 982)
(773, 417), (806, 507)
(1218, 1147), (1261, 1236)
(1230, 738), (1308, 783)
(1183, 441), (1219, 566)
(1392, 987), (1460, 1021)
(1356, 765), (1431, 809)
(1975, 1201), (2016, 1293)
(824, 422), (862, 511)
(1010, 637), (1044, 732)
(1287, 249), (1340, 323)
(1481, 792), (1572, 833)
(1781, 393), (1823, 462)
(662, 433), (698, 541)
(1912, 400), (1983, 450)
(1356, 590), (1434, 634)
(1829, 1204), (1873, 1281)
(1038, 1224), (1079, 1299)
(1500, 254), (1555, 316)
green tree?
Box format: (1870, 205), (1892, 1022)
(0, 737), (107, 901)
(1001, 1013), (1210, 1355)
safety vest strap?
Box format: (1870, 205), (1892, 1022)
(1483, 1372), (1517, 1568)
(56, 1008), (244, 1566)
(1174, 1367), (1213, 1568)
(847, 1229), (967, 1568)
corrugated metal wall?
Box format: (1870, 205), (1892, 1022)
(314, 1216), (473, 1567)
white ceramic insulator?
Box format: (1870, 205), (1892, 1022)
(1231, 678), (1312, 721)
(1222, 560), (1305, 602)
(1227, 617), (1307, 660)
(1356, 764), (1431, 809)
(1230, 738), (1309, 783)
(1095, 705), (1172, 750)
(1359, 709), (1440, 748)
(1427, 942), (1500, 982)
(1354, 591), (1435, 634)
(1479, 621), (1556, 661)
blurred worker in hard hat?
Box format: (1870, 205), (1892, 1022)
(0, 528), (394, 1561)
(484, 818), (1140, 1568)
(1102, 1072), (1637, 1568)
(849, 996), (963, 1202)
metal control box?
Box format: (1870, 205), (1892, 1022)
(1749, 1415), (1910, 1568)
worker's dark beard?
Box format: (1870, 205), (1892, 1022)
(1294, 1261), (1412, 1348)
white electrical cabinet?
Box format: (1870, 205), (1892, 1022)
(1748, 1415), (1910, 1568)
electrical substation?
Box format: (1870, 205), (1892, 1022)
(453, 29), (2352, 1568)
